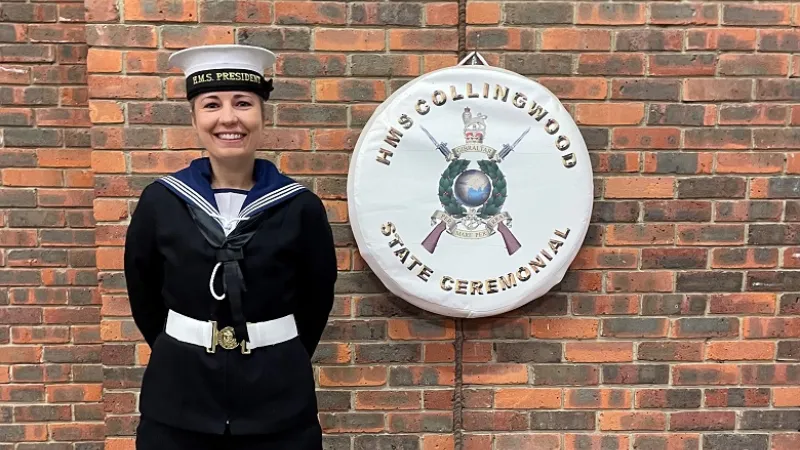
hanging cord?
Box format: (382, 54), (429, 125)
(453, 318), (465, 449)
(454, 1), (468, 447)
(457, 0), (467, 60)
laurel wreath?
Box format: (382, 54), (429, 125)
(437, 159), (507, 219)
(438, 159), (470, 217)
(477, 159), (507, 218)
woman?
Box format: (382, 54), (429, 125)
(124, 44), (337, 449)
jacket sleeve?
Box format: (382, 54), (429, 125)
(124, 184), (168, 348)
(294, 193), (338, 358)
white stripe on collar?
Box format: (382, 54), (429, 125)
(238, 182), (306, 218)
(159, 177), (308, 232)
(161, 175), (224, 227)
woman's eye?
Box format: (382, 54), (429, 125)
(237, 101), (252, 107)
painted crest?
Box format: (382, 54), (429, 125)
(347, 54), (594, 318)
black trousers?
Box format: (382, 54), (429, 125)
(136, 416), (323, 450)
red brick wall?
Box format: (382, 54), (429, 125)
(2, 0), (800, 448)
(0, 0), (104, 446)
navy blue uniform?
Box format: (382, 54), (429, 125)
(124, 157), (337, 449)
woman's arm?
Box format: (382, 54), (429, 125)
(294, 193), (338, 358)
(124, 184), (168, 348)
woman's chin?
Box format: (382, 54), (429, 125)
(208, 147), (255, 160)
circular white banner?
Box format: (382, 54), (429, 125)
(347, 61), (594, 318)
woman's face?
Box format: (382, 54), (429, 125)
(191, 91), (263, 161)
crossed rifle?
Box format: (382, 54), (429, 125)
(419, 126), (530, 256)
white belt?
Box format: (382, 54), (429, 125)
(165, 309), (298, 354)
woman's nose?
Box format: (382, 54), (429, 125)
(219, 104), (238, 124)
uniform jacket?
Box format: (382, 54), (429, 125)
(123, 157), (337, 436)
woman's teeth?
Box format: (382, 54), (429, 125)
(217, 133), (244, 140)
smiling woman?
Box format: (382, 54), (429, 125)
(123, 44), (338, 450)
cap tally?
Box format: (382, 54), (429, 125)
(167, 44), (276, 101)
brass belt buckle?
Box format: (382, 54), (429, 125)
(206, 321), (251, 354)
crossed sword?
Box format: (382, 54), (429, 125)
(419, 126), (530, 256)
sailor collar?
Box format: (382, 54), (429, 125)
(156, 157), (306, 233)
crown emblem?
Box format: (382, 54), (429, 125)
(462, 107), (487, 144)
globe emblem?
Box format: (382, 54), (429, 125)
(453, 169), (492, 207)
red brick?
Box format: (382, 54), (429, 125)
(463, 411), (528, 431)
(319, 367), (387, 387)
(162, 25), (234, 48)
(720, 104), (789, 125)
(423, 54), (458, 72)
(743, 317), (800, 338)
(314, 129), (359, 151)
(423, 435), (454, 450)
(592, 152), (640, 173)
(613, 127), (680, 149)
(650, 2), (717, 25)
(538, 77), (607, 100)
(314, 29), (385, 51)
(605, 177), (674, 199)
(0, 65), (31, 84)
(774, 434), (800, 450)
(670, 411), (735, 431)
(672, 364), (739, 385)
(2, 169), (63, 187)
(572, 295), (639, 316)
(274, 2), (346, 25)
(355, 391), (422, 410)
(599, 411), (666, 431)
(565, 342), (633, 362)
(426, 3), (457, 25)
(707, 342), (775, 361)
(712, 248), (779, 269)
(0, 346), (42, 364)
(774, 387), (800, 407)
(388, 319), (455, 340)
(575, 103), (645, 125)
(683, 79), (752, 102)
(716, 153), (784, 174)
(722, 3), (791, 25)
(705, 388), (769, 408)
(578, 53), (645, 76)
(86, 24), (157, 48)
(389, 29), (458, 51)
(541, 28), (611, 50)
(708, 293), (777, 315)
(86, 49), (122, 73)
(608, 272), (674, 293)
(687, 28), (757, 51)
(88, 75), (161, 99)
(531, 318), (598, 339)
(494, 388), (561, 409)
(316, 79), (386, 102)
(577, 3), (646, 25)
(129, 151), (201, 173)
(719, 53), (791, 76)
(46, 384), (102, 402)
(466, 27), (535, 51)
(278, 153), (349, 175)
(463, 364), (527, 385)
(649, 54), (717, 76)
(566, 435), (630, 450)
(466, 2), (500, 24)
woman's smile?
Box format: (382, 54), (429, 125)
(213, 131), (248, 146)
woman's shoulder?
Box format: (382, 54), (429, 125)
(136, 180), (179, 207)
(285, 187), (327, 220)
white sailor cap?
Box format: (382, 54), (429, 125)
(167, 44), (276, 101)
